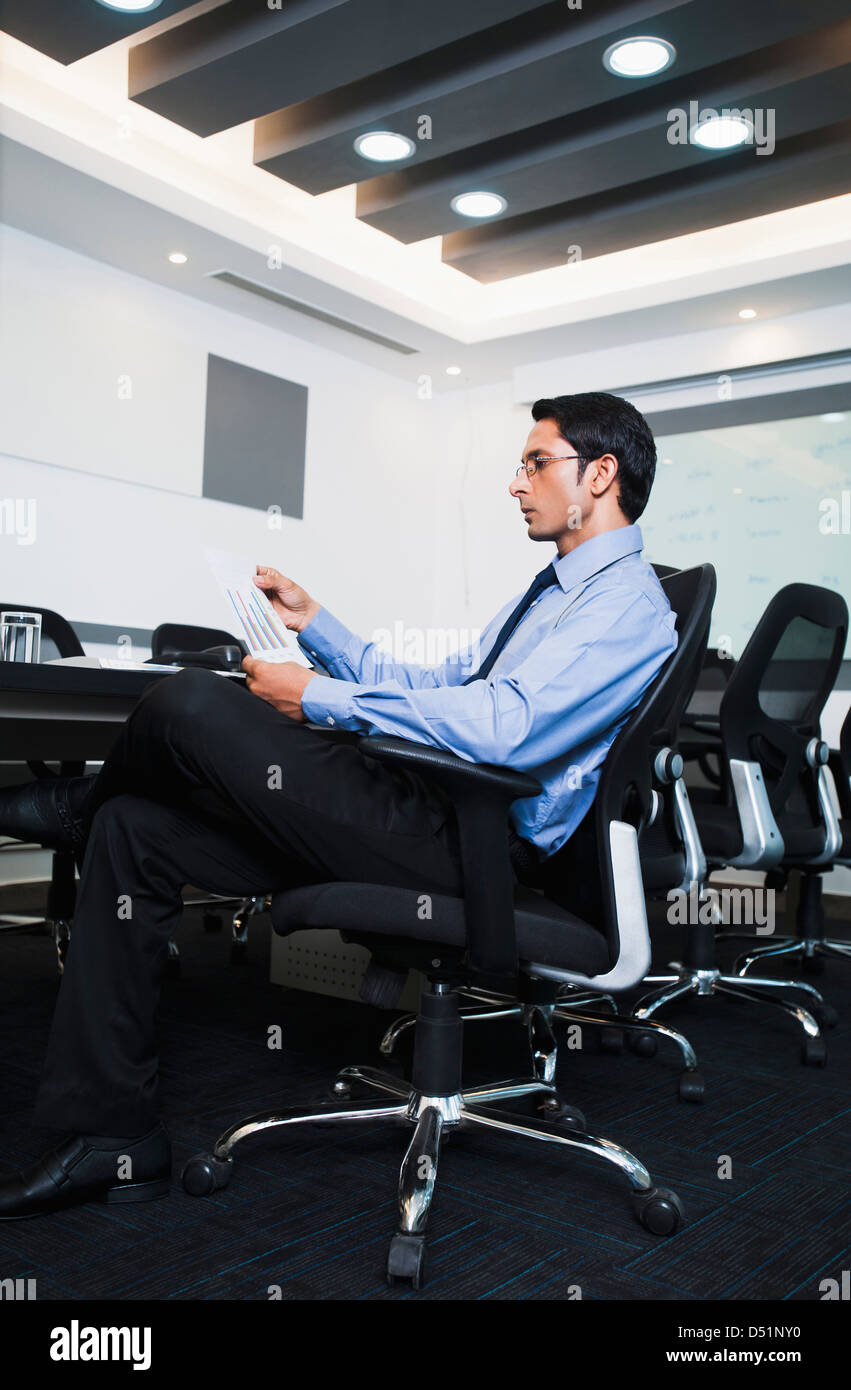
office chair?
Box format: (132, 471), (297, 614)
(182, 565), (716, 1287)
(730, 700), (851, 980)
(678, 646), (734, 791)
(0, 604), (86, 967)
(151, 622), (242, 660)
(379, 582), (716, 1104)
(633, 583), (846, 1065)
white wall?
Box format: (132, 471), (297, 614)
(0, 225), (451, 648)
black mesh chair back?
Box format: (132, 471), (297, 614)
(0, 604), (84, 663)
(152, 622), (241, 658)
(719, 584), (847, 825)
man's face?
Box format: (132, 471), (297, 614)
(509, 417), (590, 544)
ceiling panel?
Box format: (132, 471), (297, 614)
(355, 29), (851, 242)
(441, 122), (851, 281)
(4, 0), (849, 286)
(253, 0), (694, 191)
(255, 0), (844, 196)
(0, 0), (203, 65)
(128, 0), (547, 136)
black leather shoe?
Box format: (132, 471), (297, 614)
(0, 1123), (171, 1219)
(0, 774), (97, 852)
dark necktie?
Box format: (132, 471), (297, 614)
(463, 562), (559, 685)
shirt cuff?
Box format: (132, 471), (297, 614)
(296, 607), (358, 675)
(301, 673), (365, 731)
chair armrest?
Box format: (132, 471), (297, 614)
(359, 736), (541, 801)
(359, 735), (542, 981)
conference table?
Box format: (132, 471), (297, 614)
(0, 662), (177, 763)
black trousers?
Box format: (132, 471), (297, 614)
(32, 667), (467, 1137)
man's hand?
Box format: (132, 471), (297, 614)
(253, 566), (320, 632)
(242, 657), (316, 721)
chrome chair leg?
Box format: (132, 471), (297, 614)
(714, 980), (822, 1044)
(526, 1004), (557, 1085)
(734, 939), (807, 974)
(461, 1100), (653, 1190)
(398, 1104), (444, 1236)
(634, 976), (698, 1019)
(554, 1006), (699, 1072)
(333, 1064), (411, 1099)
(182, 1095), (409, 1181)
(554, 988), (617, 1014)
(460, 1077), (558, 1104)
(719, 973), (827, 1008)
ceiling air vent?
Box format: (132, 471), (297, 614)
(206, 270), (418, 355)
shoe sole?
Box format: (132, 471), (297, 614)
(0, 1176), (170, 1219)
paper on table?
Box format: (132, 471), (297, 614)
(204, 548), (313, 667)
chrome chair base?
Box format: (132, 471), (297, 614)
(380, 985), (704, 1101)
(727, 935), (851, 977)
(182, 1061), (684, 1288)
(634, 964), (830, 1065)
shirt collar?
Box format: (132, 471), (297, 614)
(552, 524), (643, 593)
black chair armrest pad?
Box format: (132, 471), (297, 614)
(358, 736), (541, 802)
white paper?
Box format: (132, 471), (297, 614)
(204, 548), (313, 666)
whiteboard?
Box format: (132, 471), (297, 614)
(641, 411), (851, 657)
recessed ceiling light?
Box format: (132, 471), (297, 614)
(821, 412), (846, 423)
(95, 0), (164, 11)
(732, 487), (743, 494)
(445, 366), (462, 376)
(738, 308), (757, 319)
(168, 252), (187, 264)
(353, 131), (415, 163)
(602, 36), (676, 78)
(450, 191), (507, 219)
(662, 457), (673, 465)
(691, 114), (752, 150)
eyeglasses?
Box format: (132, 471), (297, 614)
(514, 454), (585, 480)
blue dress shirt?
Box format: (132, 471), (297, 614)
(298, 524), (677, 858)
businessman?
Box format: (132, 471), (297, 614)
(0, 391), (676, 1217)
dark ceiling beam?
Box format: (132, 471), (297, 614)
(128, 0), (547, 136)
(355, 20), (851, 242)
(0, 0), (203, 66)
(255, 0), (848, 195)
(442, 121), (851, 281)
(253, 0), (694, 191)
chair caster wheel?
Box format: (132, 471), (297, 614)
(539, 1098), (587, 1130)
(330, 1078), (352, 1100)
(678, 1069), (705, 1103)
(182, 1152), (232, 1197)
(386, 1232), (426, 1289)
(628, 1030), (658, 1058)
(599, 1028), (624, 1054)
(633, 1186), (684, 1236)
(230, 941), (247, 965)
(802, 1036), (827, 1067)
(802, 954), (824, 975)
(202, 913), (223, 933)
(820, 1005), (838, 1029)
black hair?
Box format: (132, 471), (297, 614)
(530, 391), (656, 523)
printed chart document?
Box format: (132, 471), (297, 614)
(204, 548), (313, 667)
